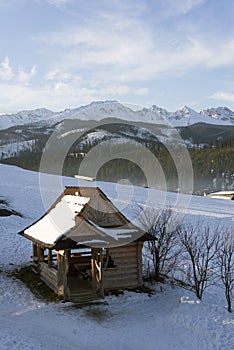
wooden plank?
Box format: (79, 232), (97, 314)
(40, 274), (58, 287)
(137, 241), (143, 284)
(40, 263), (58, 277)
(40, 271), (58, 282)
(104, 268), (138, 278)
(110, 247), (137, 254)
(41, 276), (58, 293)
(40, 270), (58, 283)
(110, 245), (137, 254)
(103, 264), (138, 273)
(112, 257), (137, 264)
(110, 255), (137, 262)
(104, 280), (139, 289)
(104, 276), (139, 284)
(41, 275), (57, 286)
(111, 247), (137, 253)
(110, 250), (137, 256)
(103, 273), (139, 281)
(103, 275), (138, 283)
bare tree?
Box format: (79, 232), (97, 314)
(217, 229), (234, 313)
(179, 223), (221, 300)
(139, 206), (181, 281)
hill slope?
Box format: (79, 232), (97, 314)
(0, 164), (233, 350)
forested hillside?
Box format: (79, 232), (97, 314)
(1, 137), (233, 194)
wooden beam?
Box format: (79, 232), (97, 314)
(38, 245), (44, 263)
(99, 248), (104, 297)
(48, 249), (53, 267)
(63, 250), (70, 301)
(32, 243), (37, 258)
(91, 249), (97, 290)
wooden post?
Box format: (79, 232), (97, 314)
(91, 248), (104, 296)
(57, 251), (63, 295)
(63, 250), (70, 301)
(48, 249), (52, 267)
(32, 243), (37, 258)
(91, 249), (97, 290)
(99, 248), (104, 297)
(32, 243), (39, 273)
(38, 245), (44, 263)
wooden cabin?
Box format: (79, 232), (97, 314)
(19, 187), (151, 302)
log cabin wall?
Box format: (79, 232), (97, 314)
(32, 243), (63, 296)
(39, 262), (59, 294)
(103, 241), (143, 290)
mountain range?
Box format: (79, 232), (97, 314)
(0, 100), (233, 194)
(0, 100), (233, 163)
(0, 100), (234, 130)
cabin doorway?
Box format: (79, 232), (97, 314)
(67, 248), (103, 299)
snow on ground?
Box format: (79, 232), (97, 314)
(0, 164), (234, 350)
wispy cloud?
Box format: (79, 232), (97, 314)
(38, 14), (234, 84)
(47, 0), (71, 6)
(0, 56), (37, 84)
(29, 6), (234, 112)
(209, 91), (234, 103)
(18, 65), (36, 84)
(0, 0), (233, 112)
(160, 0), (205, 16)
(0, 56), (14, 81)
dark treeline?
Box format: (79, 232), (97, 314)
(1, 137), (233, 194)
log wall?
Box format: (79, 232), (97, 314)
(103, 242), (143, 289)
(39, 262), (59, 294)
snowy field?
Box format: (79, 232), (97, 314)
(0, 163), (234, 350)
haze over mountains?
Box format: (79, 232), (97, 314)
(0, 100), (234, 130)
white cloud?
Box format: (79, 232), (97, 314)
(44, 68), (72, 81)
(37, 9), (234, 88)
(0, 57), (37, 85)
(208, 91), (234, 103)
(160, 0), (205, 16)
(47, 0), (71, 5)
(54, 81), (69, 92)
(1, 1), (233, 112)
(0, 77), (148, 112)
(18, 65), (36, 84)
(0, 56), (14, 81)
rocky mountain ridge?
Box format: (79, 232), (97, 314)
(0, 100), (234, 130)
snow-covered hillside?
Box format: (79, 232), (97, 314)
(0, 100), (233, 130)
(0, 108), (55, 130)
(169, 105), (234, 126)
(0, 164), (234, 350)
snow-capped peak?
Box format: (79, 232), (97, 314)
(168, 106), (200, 126)
(0, 107), (55, 129)
(200, 107), (234, 122)
(0, 101), (233, 131)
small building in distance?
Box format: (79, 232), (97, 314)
(19, 186), (151, 302)
(207, 191), (234, 200)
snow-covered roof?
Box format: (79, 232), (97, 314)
(23, 193), (90, 246)
(207, 191), (234, 200)
(19, 187), (147, 248)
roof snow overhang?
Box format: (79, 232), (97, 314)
(18, 186), (152, 249)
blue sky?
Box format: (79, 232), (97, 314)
(0, 0), (234, 113)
